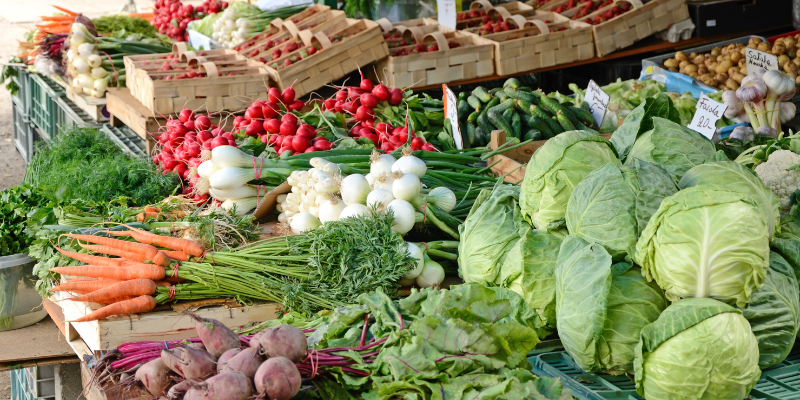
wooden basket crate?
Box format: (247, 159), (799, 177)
(372, 28), (495, 88)
(236, 7), (347, 59)
(262, 18), (389, 99)
(488, 130), (611, 183)
(588, 0), (689, 57)
(377, 17), (454, 49)
(463, 9), (594, 75)
(457, 1), (534, 29)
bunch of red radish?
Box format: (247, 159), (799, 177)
(232, 85), (333, 155)
(153, 109), (237, 204)
(322, 74), (437, 153)
(152, 0), (227, 42)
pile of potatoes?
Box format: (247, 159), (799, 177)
(660, 37), (800, 91)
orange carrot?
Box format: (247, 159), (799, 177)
(154, 281), (172, 287)
(68, 279), (157, 304)
(79, 243), (148, 263)
(65, 234), (171, 267)
(40, 15), (74, 22)
(106, 226), (205, 258)
(163, 250), (189, 262)
(136, 212), (160, 222)
(50, 264), (165, 281)
(54, 246), (126, 267)
(70, 295), (156, 322)
(51, 6), (78, 16)
(162, 275), (186, 284)
(49, 279), (123, 294)
(144, 206), (162, 213)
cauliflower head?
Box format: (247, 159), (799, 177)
(755, 149), (800, 216)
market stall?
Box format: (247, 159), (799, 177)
(3, 0), (800, 399)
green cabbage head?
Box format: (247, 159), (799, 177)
(635, 298), (761, 400)
(625, 117), (716, 182)
(634, 184), (769, 307)
(742, 252), (800, 369)
(565, 159), (677, 259)
(520, 131), (620, 229)
(679, 161), (781, 239)
(555, 236), (667, 375)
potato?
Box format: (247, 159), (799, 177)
(732, 72), (745, 83)
(668, 67), (678, 73)
(717, 54), (725, 62)
(749, 37), (762, 46)
(727, 66), (739, 76)
(748, 43), (758, 49)
(693, 55), (705, 65)
(785, 36), (797, 49)
(730, 52), (742, 63)
(780, 54), (791, 67)
(689, 52), (698, 59)
(716, 60), (733, 74)
(688, 72), (699, 79)
(684, 64), (699, 73)
(796, 75), (800, 84)
(725, 79), (740, 90)
(698, 65), (708, 74)
(758, 41), (771, 52)
(679, 60), (690, 68)
(794, 57), (800, 67)
(715, 73), (728, 84)
(788, 47), (797, 59)
(698, 73), (711, 81)
(788, 70), (798, 79)
(663, 58), (678, 68)
(711, 47), (721, 57)
(785, 61), (799, 74)
(773, 43), (787, 55)
(675, 51), (688, 62)
(709, 61), (719, 71)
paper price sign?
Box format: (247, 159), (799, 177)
(688, 94), (727, 139)
(437, 0), (457, 30)
(746, 48), (779, 74)
(582, 80), (610, 127)
(443, 84), (463, 149)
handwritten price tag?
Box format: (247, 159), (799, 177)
(582, 80), (610, 127)
(443, 84), (463, 149)
(746, 48), (779, 74)
(688, 94), (728, 139)
(438, 0), (457, 30)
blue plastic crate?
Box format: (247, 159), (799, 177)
(100, 124), (148, 158)
(10, 369), (37, 400)
(28, 74), (65, 142)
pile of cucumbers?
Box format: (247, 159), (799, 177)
(457, 77), (596, 147)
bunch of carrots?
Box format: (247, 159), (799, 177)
(49, 225), (206, 322)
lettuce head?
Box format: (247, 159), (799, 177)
(635, 298), (761, 400)
(520, 131), (620, 229)
(634, 185), (769, 307)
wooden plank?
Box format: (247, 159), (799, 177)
(65, 88), (110, 122)
(0, 312), (76, 370)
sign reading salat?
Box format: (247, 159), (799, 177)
(443, 84), (463, 149)
(746, 48), (779, 74)
(582, 80), (610, 127)
(688, 94), (727, 139)
(437, 0), (457, 30)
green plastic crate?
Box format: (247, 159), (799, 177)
(28, 74), (65, 142)
(54, 96), (102, 133)
(13, 101), (35, 163)
(100, 124), (147, 158)
(10, 369), (38, 400)
(11, 66), (30, 112)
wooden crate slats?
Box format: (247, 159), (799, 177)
(590, 0), (690, 56)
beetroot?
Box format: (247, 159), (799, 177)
(184, 372), (253, 400)
(167, 380), (192, 400)
(254, 357), (301, 400)
(135, 358), (171, 397)
(249, 331), (266, 349)
(255, 325), (308, 362)
(221, 347), (262, 379)
(161, 346), (217, 382)
(216, 348), (242, 373)
(189, 314), (241, 358)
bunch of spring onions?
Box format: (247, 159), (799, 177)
(210, 2), (308, 48)
(277, 149), (463, 240)
(66, 22), (171, 97)
(722, 68), (798, 137)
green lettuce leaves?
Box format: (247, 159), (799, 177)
(610, 93), (681, 162)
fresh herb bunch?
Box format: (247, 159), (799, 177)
(24, 127), (179, 206)
(0, 57), (22, 96)
(92, 15), (159, 38)
(0, 184), (48, 256)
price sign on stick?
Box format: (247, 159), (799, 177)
(746, 48), (779, 74)
(688, 94), (728, 139)
(582, 80), (610, 127)
(438, 0), (457, 30)
(443, 84), (463, 149)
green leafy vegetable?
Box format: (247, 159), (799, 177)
(610, 93), (681, 162)
(0, 185), (47, 256)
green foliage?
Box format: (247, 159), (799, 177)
(0, 185), (47, 256)
(610, 93), (681, 162)
(0, 58), (21, 96)
(24, 127), (179, 206)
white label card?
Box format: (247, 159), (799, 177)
(443, 84), (463, 149)
(688, 94), (727, 139)
(582, 80), (610, 127)
(746, 48), (779, 74)
(437, 0), (457, 30)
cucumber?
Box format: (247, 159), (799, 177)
(530, 105), (553, 119)
(495, 91), (509, 102)
(467, 122), (478, 147)
(541, 96), (581, 127)
(472, 86), (493, 103)
(478, 109), (494, 131)
(478, 97), (500, 126)
(511, 110), (522, 139)
(556, 110), (576, 131)
(579, 101), (591, 112)
(467, 95), (482, 111)
(475, 126), (489, 146)
(487, 99), (515, 137)
(503, 77), (521, 90)
(457, 99), (471, 118)
(504, 87), (538, 103)
(569, 106), (596, 128)
(514, 99), (535, 116)
(488, 87), (502, 95)
(524, 129), (542, 141)
(458, 91), (467, 101)
(519, 87), (533, 92)
(528, 116), (556, 139)
(467, 111), (480, 123)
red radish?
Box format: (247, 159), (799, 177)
(259, 135), (272, 145)
(347, 87), (365, 100)
(281, 113), (298, 125)
(304, 147), (317, 153)
(324, 98), (336, 110)
(389, 88), (403, 105)
(373, 84), (390, 102)
(233, 116), (245, 127)
(188, 157), (202, 168)
(186, 143), (202, 158)
(162, 158), (178, 171)
(245, 120), (263, 136)
(247, 105), (263, 119)
(361, 93), (379, 108)
(179, 109), (194, 123)
(287, 99), (304, 112)
(253, 357), (301, 400)
(389, 134), (405, 145)
(314, 139), (332, 150)
(280, 122), (297, 136)
(334, 101), (344, 113)
(282, 136), (295, 148)
(381, 141), (394, 153)
(184, 120), (196, 131)
(335, 90), (348, 102)
(211, 128), (223, 137)
(411, 136), (425, 150)
(295, 126), (315, 139)
(268, 87), (282, 103)
(356, 106), (374, 121)
(359, 127), (374, 137)
(222, 132), (234, 142)
(160, 346), (217, 382)
(255, 325), (307, 362)
(202, 141), (213, 150)
(342, 101), (359, 115)
(362, 133), (379, 145)
(278, 147), (293, 155)
(422, 143), (436, 151)
(198, 130), (213, 143)
(363, 119), (374, 129)
(184, 371), (253, 400)
(262, 102), (279, 118)
(361, 78), (374, 91)
(292, 136), (311, 152)
(136, 358), (171, 397)
(195, 115), (211, 131)
(282, 82), (296, 103)
(211, 136), (229, 148)
(220, 347), (262, 379)
(265, 119), (281, 134)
